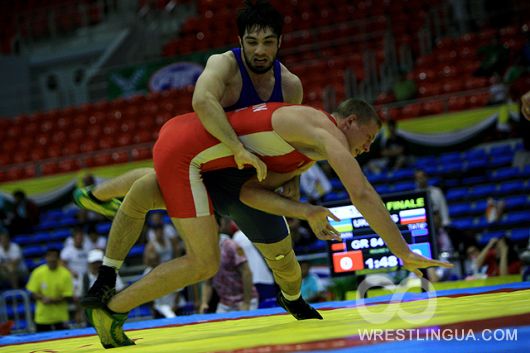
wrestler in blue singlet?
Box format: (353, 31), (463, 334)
(203, 47), (290, 245)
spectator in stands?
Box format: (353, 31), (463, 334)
(8, 190), (40, 235)
(488, 73), (508, 105)
(146, 212), (181, 257)
(485, 197), (505, 223)
(288, 217), (315, 248)
(86, 223), (107, 250)
(26, 248), (73, 332)
(366, 119), (409, 174)
(0, 227), (27, 289)
(466, 237), (521, 278)
(300, 163), (332, 204)
(144, 224), (177, 265)
(415, 170), (451, 227)
(426, 211), (457, 282)
(300, 261), (325, 303)
(61, 227), (89, 294)
(232, 228), (277, 307)
(143, 249), (179, 318)
(200, 218), (258, 313)
(474, 34), (510, 77)
(392, 70), (417, 102)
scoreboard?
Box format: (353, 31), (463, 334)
(326, 190), (437, 276)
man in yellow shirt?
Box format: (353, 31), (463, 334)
(26, 248), (73, 332)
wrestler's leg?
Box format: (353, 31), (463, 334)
(104, 170), (164, 263)
(92, 167), (154, 201)
(107, 215), (220, 313)
(253, 236), (301, 298)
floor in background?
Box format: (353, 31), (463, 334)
(1, 282), (529, 353)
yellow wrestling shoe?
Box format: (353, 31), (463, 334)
(86, 307), (135, 349)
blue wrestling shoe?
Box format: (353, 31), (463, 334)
(277, 293), (323, 320)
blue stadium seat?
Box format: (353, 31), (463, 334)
(323, 191), (348, 202)
(330, 178), (343, 189)
(162, 214), (172, 224)
(511, 228), (530, 242)
(469, 184), (496, 198)
(415, 156), (436, 168)
(504, 195), (529, 209)
(489, 144), (513, 157)
(479, 231), (506, 245)
(392, 181), (415, 192)
(466, 158), (488, 170)
(451, 218), (474, 230)
(449, 203), (472, 217)
(444, 179), (460, 188)
(374, 185), (391, 195)
(366, 173), (385, 184)
(58, 217), (78, 227)
(440, 162), (465, 174)
(501, 211), (530, 227)
(387, 168), (415, 182)
(12, 234), (33, 246)
(32, 232), (50, 244)
(462, 176), (488, 186)
(129, 244), (145, 257)
(438, 152), (462, 164)
(498, 180), (524, 194)
(63, 208), (79, 218)
(50, 229), (71, 241)
(22, 245), (46, 258)
(446, 187), (468, 202)
(96, 222), (112, 235)
(489, 167), (520, 181)
(488, 155), (513, 168)
(522, 165), (530, 178)
(422, 165), (439, 176)
(464, 148), (487, 160)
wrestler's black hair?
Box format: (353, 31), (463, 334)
(237, 0), (283, 38)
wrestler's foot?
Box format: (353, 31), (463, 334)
(86, 306), (135, 349)
(277, 293), (323, 320)
(73, 187), (121, 218)
(81, 265), (117, 309)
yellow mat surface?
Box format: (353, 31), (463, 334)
(4, 289), (530, 353)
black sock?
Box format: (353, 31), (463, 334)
(87, 190), (104, 203)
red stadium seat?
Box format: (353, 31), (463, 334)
(131, 147), (152, 161)
(401, 103), (423, 119)
(422, 100), (445, 115)
(448, 96), (467, 112)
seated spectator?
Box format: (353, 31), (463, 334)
(8, 190), (40, 235)
(200, 218), (258, 313)
(415, 170), (451, 227)
(0, 227), (27, 289)
(426, 212), (457, 282)
(485, 197), (505, 223)
(144, 224), (177, 265)
(146, 212), (182, 257)
(368, 119), (408, 173)
(85, 223), (107, 250)
(300, 163), (332, 204)
(26, 248), (73, 332)
(61, 227), (90, 299)
(466, 237), (521, 278)
(474, 35), (510, 77)
(300, 261), (325, 303)
(392, 70), (417, 101)
(488, 73), (508, 105)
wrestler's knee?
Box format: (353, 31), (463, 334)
(263, 249), (301, 280)
(121, 173), (161, 218)
(190, 251), (220, 280)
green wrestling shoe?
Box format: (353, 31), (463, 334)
(73, 187), (121, 218)
(86, 307), (135, 349)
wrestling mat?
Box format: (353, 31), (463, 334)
(1, 282), (529, 353)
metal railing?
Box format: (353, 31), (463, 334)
(0, 289), (35, 333)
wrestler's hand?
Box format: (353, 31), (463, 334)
(234, 147), (267, 181)
(400, 251), (454, 277)
(305, 205), (342, 241)
(278, 177), (300, 201)
(522, 90), (530, 120)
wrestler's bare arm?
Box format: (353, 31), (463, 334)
(240, 168), (341, 240)
(192, 53), (267, 180)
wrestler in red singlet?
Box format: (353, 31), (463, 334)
(153, 102), (334, 218)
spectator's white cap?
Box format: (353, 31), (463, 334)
(88, 249), (104, 263)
